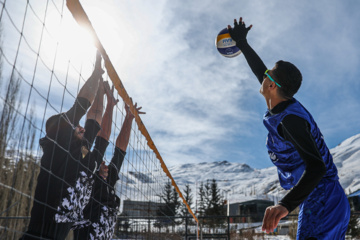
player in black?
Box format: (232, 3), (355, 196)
(21, 51), (110, 240)
(72, 90), (145, 240)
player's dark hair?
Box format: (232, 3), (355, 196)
(46, 114), (60, 136)
(272, 60), (302, 99)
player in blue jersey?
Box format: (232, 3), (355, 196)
(228, 18), (350, 239)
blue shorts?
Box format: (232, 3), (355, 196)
(297, 179), (350, 240)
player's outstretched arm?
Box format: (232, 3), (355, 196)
(104, 99), (145, 184)
(97, 83), (119, 141)
(86, 77), (106, 126)
(116, 99), (145, 152)
(228, 17), (267, 84)
(77, 50), (105, 104)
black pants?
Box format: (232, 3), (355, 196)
(73, 227), (93, 240)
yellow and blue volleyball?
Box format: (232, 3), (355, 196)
(215, 28), (241, 58)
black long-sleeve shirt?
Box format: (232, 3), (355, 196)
(73, 147), (126, 240)
(86, 147), (126, 216)
(26, 97), (106, 238)
(238, 40), (326, 213)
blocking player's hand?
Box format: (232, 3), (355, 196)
(104, 82), (119, 107)
(262, 204), (289, 233)
(227, 17), (252, 47)
(94, 50), (105, 76)
(125, 98), (146, 119)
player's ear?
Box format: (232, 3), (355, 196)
(269, 83), (277, 89)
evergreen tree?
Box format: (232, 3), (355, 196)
(204, 180), (211, 206)
(171, 186), (181, 230)
(156, 181), (176, 230)
(158, 180), (174, 215)
(347, 213), (360, 238)
(198, 182), (206, 216)
(205, 179), (224, 216)
(172, 186), (180, 216)
(347, 198), (360, 238)
(181, 184), (194, 225)
(204, 179), (225, 228)
(181, 184), (193, 217)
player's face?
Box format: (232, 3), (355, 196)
(260, 67), (277, 97)
(74, 125), (85, 140)
(260, 73), (271, 96)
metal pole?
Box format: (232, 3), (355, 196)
(227, 198), (230, 216)
(227, 216), (230, 240)
(196, 180), (199, 240)
(185, 216), (188, 240)
(226, 189), (230, 240)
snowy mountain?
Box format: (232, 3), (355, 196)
(167, 133), (360, 205)
(331, 134), (360, 194)
(117, 133), (360, 208)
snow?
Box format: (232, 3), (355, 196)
(116, 133), (360, 207)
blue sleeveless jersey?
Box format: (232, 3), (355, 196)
(263, 98), (338, 190)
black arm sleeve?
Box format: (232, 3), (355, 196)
(277, 115), (326, 213)
(107, 147), (126, 187)
(65, 97), (91, 127)
(91, 136), (109, 166)
(237, 40), (268, 84)
(82, 119), (101, 150)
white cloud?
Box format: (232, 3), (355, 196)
(2, 0), (360, 169)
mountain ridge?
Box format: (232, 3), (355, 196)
(117, 133), (360, 207)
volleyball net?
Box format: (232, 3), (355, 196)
(0, 0), (197, 238)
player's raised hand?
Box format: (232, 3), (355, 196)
(227, 17), (252, 47)
(94, 50), (105, 75)
(126, 98), (145, 119)
(104, 82), (119, 107)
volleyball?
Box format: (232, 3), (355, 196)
(215, 28), (241, 58)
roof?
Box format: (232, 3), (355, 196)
(235, 199), (274, 205)
(348, 189), (360, 198)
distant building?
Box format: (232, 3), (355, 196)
(239, 199), (274, 222)
(229, 202), (241, 215)
(227, 199), (274, 223)
(122, 200), (166, 217)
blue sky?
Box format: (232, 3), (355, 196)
(1, 0), (360, 169)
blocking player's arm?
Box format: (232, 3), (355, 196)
(87, 83), (118, 169)
(228, 17), (267, 84)
(46, 51), (104, 145)
(108, 101), (145, 185)
(86, 79), (106, 126)
(116, 101), (145, 152)
(107, 147), (126, 186)
(77, 50), (104, 104)
(82, 79), (106, 150)
(97, 83), (119, 142)
(278, 115), (327, 213)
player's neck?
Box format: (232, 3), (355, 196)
(266, 96), (287, 111)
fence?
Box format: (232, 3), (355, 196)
(0, 214), (304, 239)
